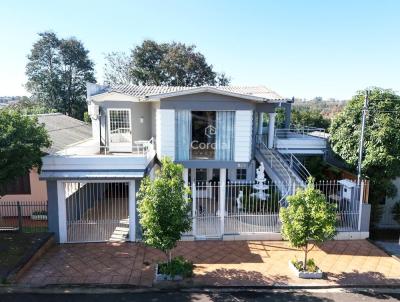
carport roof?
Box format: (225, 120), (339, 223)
(39, 170), (144, 180)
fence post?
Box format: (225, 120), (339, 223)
(191, 182), (197, 237)
(17, 202), (23, 232)
(219, 169), (227, 237)
(357, 180), (365, 231)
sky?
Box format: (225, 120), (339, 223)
(0, 0), (399, 100)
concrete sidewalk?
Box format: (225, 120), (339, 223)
(17, 240), (400, 288)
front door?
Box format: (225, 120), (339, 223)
(108, 109), (132, 152)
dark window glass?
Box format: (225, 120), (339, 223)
(191, 111), (216, 160)
(236, 169), (247, 180)
(1, 173), (31, 195)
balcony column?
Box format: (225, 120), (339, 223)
(268, 112), (276, 148)
(219, 168), (226, 237)
(258, 112), (264, 135)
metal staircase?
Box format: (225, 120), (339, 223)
(255, 137), (311, 200)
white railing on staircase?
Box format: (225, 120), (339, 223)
(277, 151), (311, 185)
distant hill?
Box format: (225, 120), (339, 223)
(293, 99), (347, 120)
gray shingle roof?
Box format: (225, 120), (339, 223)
(92, 84), (286, 101)
(35, 113), (92, 154)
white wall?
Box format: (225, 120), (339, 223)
(156, 109), (175, 160)
(234, 110), (253, 162)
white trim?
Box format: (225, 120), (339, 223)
(57, 181), (67, 243)
(107, 108), (132, 152)
(219, 168), (226, 236)
(129, 180), (136, 242)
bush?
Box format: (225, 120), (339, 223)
(292, 258), (319, 273)
(158, 256), (194, 278)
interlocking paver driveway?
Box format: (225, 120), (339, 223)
(18, 240), (400, 287)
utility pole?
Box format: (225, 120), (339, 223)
(357, 90), (369, 185)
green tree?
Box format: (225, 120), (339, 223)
(280, 180), (337, 270)
(104, 40), (230, 86)
(275, 107), (330, 129)
(137, 158), (191, 261)
(329, 88), (400, 225)
(103, 51), (133, 85)
(26, 31), (96, 120)
(0, 109), (51, 194)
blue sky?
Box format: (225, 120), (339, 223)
(1, 0), (399, 99)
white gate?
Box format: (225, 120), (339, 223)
(192, 182), (221, 239)
(65, 182), (130, 243)
(108, 109), (132, 152)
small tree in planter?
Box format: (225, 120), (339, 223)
(137, 157), (193, 279)
(280, 179), (337, 276)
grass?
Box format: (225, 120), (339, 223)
(0, 232), (51, 280)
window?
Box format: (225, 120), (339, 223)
(196, 169), (208, 182)
(191, 111), (216, 160)
(0, 173), (31, 195)
(236, 169), (247, 180)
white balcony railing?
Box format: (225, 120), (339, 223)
(275, 127), (328, 140)
(57, 137), (155, 157)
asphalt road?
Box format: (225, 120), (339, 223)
(1, 289), (400, 302)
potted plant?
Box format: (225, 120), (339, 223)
(31, 210), (48, 221)
(137, 158), (193, 282)
(280, 178), (337, 279)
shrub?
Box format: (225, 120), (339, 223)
(158, 256), (194, 278)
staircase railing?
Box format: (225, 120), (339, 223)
(278, 151), (311, 185)
(255, 135), (292, 205)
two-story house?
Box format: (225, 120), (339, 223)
(40, 83), (369, 243)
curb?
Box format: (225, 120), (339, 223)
(2, 283), (400, 294)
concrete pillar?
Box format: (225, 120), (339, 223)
(268, 113), (277, 148)
(219, 168), (226, 236)
(183, 168), (189, 185)
(56, 181), (67, 243)
(258, 112), (264, 135)
(129, 180), (136, 242)
(284, 103), (292, 129)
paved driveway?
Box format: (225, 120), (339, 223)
(18, 240), (400, 287)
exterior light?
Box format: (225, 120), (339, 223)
(140, 116), (144, 123)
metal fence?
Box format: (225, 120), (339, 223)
(0, 201), (48, 232)
(188, 179), (366, 238)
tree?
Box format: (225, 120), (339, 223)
(104, 40), (230, 86)
(280, 180), (337, 270)
(0, 109), (51, 194)
(330, 88), (400, 225)
(26, 31), (96, 120)
(275, 107), (330, 129)
(137, 158), (191, 261)
(103, 52), (133, 85)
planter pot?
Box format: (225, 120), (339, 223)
(288, 260), (324, 279)
(154, 264), (183, 282)
(30, 214), (48, 221)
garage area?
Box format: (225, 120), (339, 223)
(64, 181), (131, 243)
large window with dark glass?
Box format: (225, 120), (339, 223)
(191, 111), (216, 160)
(175, 110), (235, 161)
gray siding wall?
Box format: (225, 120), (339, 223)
(46, 180), (59, 241)
(161, 92), (278, 112)
(98, 101), (153, 145)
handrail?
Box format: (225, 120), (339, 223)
(275, 127), (327, 140)
(278, 151), (311, 184)
(255, 135), (291, 206)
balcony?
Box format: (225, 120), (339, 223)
(274, 128), (327, 154)
(41, 138), (156, 179)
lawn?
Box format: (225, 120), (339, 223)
(0, 232), (51, 282)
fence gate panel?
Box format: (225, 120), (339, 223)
(65, 182), (129, 243)
(225, 181), (282, 234)
(193, 182), (221, 239)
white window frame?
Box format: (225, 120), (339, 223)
(107, 108), (132, 152)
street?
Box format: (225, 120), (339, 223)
(1, 289), (400, 302)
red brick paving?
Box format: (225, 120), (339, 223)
(18, 240), (400, 287)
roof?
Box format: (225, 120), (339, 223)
(88, 83), (287, 102)
(35, 113), (92, 154)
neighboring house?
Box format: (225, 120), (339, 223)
(39, 84), (370, 243)
(0, 113), (92, 216)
